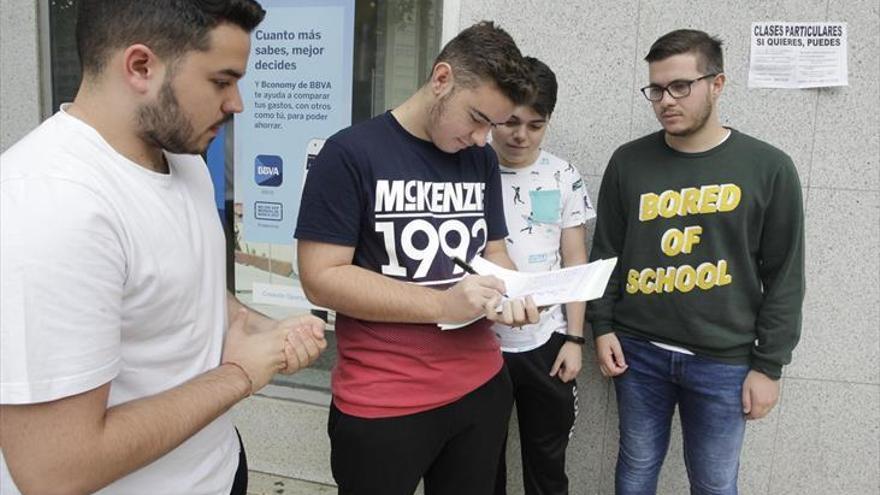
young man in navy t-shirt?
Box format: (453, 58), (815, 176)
(296, 21), (539, 495)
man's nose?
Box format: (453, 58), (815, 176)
(471, 128), (489, 147)
(658, 89), (677, 107)
(224, 85), (244, 114)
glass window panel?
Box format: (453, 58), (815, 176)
(48, 0), (81, 113)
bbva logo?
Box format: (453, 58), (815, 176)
(254, 155), (283, 187)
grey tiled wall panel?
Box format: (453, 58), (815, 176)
(0, 0), (41, 152)
(769, 379), (880, 494)
(810, 0), (880, 190)
(789, 188), (880, 383)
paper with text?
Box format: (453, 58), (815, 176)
(438, 256), (617, 330)
(749, 22), (848, 88)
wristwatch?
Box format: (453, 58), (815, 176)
(563, 334), (587, 345)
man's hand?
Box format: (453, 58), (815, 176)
(550, 341), (582, 382)
(276, 315), (327, 374)
(489, 295), (540, 327)
(595, 332), (628, 377)
(741, 370), (779, 420)
(442, 274), (507, 323)
(440, 274), (539, 327)
(221, 310), (324, 395)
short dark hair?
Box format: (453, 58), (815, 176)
(645, 29), (724, 75)
(524, 57), (557, 118)
(433, 21), (535, 106)
(76, 0), (266, 75)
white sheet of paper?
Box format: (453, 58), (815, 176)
(438, 315), (484, 331)
(438, 256), (618, 330)
(470, 255), (618, 306)
(748, 22), (848, 88)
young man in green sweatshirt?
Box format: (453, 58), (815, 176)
(588, 29), (805, 494)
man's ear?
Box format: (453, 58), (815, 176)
(121, 44), (164, 94)
(711, 72), (726, 98)
(429, 62), (455, 98)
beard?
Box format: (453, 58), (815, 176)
(428, 84), (455, 131)
(136, 77), (216, 155)
(665, 91), (714, 137)
(426, 85), (472, 153)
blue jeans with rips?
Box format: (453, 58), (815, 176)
(613, 334), (750, 495)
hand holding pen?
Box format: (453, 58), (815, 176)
(443, 256), (538, 327)
(451, 256), (510, 297)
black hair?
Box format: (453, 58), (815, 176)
(433, 21), (535, 106)
(645, 29), (724, 74)
(76, 0), (266, 75)
(524, 57), (557, 118)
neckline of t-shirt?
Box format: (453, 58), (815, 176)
(659, 127), (738, 158)
(383, 111), (455, 155)
(498, 149), (547, 174)
(59, 104), (176, 186)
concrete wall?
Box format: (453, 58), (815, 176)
(0, 0), (41, 152)
(456, 1), (880, 494)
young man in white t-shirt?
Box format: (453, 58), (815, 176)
(0, 2), (326, 494)
(490, 57), (595, 495)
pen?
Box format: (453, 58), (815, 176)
(451, 256), (478, 275)
(451, 256), (509, 298)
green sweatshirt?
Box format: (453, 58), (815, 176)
(588, 129), (805, 379)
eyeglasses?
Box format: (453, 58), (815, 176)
(640, 74), (719, 102)
(468, 108), (500, 128)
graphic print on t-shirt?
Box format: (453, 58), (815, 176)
(512, 185), (525, 205)
(626, 183), (741, 295)
(373, 179), (488, 284)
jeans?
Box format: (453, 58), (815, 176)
(613, 334), (749, 495)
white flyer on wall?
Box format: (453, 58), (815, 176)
(749, 22), (847, 88)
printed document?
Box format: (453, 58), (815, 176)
(439, 256), (617, 330)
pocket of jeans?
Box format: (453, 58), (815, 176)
(615, 333), (645, 349)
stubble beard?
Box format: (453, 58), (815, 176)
(665, 91), (714, 137)
(428, 86), (454, 132)
(137, 77), (202, 155)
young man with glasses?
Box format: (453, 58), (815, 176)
(588, 29), (805, 494)
(296, 21), (539, 495)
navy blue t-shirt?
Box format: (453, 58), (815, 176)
(295, 111), (508, 287)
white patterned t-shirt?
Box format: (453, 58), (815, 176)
(493, 150), (596, 352)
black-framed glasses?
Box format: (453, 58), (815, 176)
(640, 73), (719, 102)
(468, 107), (501, 128)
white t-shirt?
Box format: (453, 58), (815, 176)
(493, 150), (595, 352)
(0, 107), (237, 494)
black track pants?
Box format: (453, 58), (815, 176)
(329, 368), (514, 495)
(495, 333), (578, 495)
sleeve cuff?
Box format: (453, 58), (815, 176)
(590, 322), (615, 339)
(749, 356), (783, 380)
